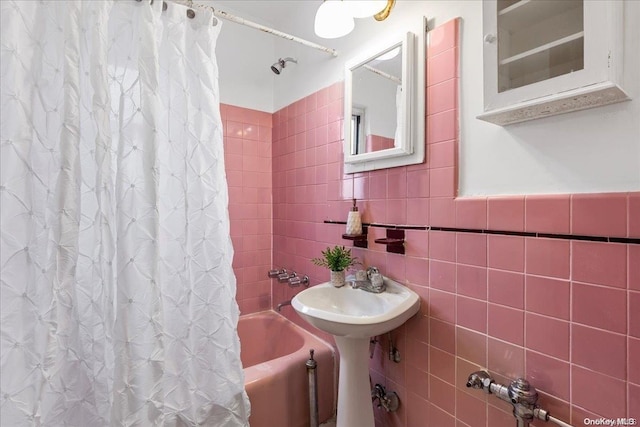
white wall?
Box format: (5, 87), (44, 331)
(215, 0), (640, 196)
(214, 11), (275, 112)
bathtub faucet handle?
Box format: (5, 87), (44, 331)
(278, 271), (297, 283)
(288, 275), (309, 287)
(268, 268), (286, 278)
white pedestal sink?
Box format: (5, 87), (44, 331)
(292, 276), (420, 427)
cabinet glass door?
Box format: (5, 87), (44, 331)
(496, 0), (584, 93)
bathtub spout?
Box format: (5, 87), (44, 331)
(277, 300), (292, 312)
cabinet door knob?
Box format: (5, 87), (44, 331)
(483, 33), (497, 44)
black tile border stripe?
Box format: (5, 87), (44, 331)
(324, 220), (640, 245)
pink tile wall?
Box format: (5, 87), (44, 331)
(221, 104), (273, 314)
(267, 17), (638, 427)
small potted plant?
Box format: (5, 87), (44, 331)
(311, 245), (360, 287)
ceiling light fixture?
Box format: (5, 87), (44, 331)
(314, 0), (396, 39)
(314, 1), (355, 39)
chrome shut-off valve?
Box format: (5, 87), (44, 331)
(466, 371), (574, 427)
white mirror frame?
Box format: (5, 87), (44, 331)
(343, 27), (425, 174)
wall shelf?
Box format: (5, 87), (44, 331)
(374, 229), (405, 254)
(342, 226), (368, 249)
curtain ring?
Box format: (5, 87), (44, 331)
(162, 1), (167, 11)
(186, 9), (195, 19)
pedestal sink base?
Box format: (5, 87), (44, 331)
(335, 336), (375, 427)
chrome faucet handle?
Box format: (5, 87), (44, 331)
(288, 275), (309, 287)
(268, 268), (286, 278)
(278, 271), (297, 283)
(466, 371), (494, 393)
(366, 266), (379, 280)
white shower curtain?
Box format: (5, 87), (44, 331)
(0, 1), (249, 425)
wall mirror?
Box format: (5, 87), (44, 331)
(343, 25), (425, 174)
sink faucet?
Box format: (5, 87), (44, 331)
(350, 266), (386, 293)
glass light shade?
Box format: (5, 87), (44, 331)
(314, 1), (355, 39)
(345, 0), (387, 18)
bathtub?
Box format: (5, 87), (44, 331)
(238, 311), (335, 427)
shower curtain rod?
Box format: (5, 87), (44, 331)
(167, 0), (339, 57)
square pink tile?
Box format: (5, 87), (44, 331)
(456, 233), (487, 267)
(456, 265), (487, 299)
(455, 389), (486, 427)
(525, 237), (570, 279)
(430, 260), (456, 292)
(630, 244), (640, 291)
(487, 196), (525, 232)
(488, 304), (523, 345)
(387, 199), (407, 224)
(387, 170), (407, 199)
(572, 241), (627, 288)
(571, 324), (626, 380)
(455, 197), (487, 230)
(427, 110), (457, 145)
(430, 289), (456, 324)
(430, 197), (456, 227)
(406, 365), (429, 400)
(488, 269), (524, 309)
(406, 256), (429, 287)
(487, 235), (525, 272)
(369, 170), (387, 199)
(405, 338), (429, 372)
(456, 296), (487, 333)
(572, 193), (627, 237)
(427, 79), (458, 115)
(572, 282), (626, 333)
(430, 318), (456, 354)
(572, 365), (626, 419)
(407, 169), (430, 198)
(629, 384), (640, 420)
(525, 350), (570, 401)
(405, 229), (429, 258)
(629, 337), (640, 385)
(525, 194), (570, 234)
(488, 404), (516, 427)
(429, 167), (456, 198)
(430, 347), (455, 383)
(456, 326), (487, 366)
(525, 276), (570, 320)
(428, 140), (456, 169)
(630, 291), (640, 339)
(427, 403), (455, 427)
(407, 198), (430, 225)
(630, 192), (640, 237)
(525, 313), (569, 360)
(406, 394), (430, 427)
(428, 47), (458, 87)
(429, 375), (456, 415)
(427, 18), (459, 58)
(430, 230), (456, 262)
(488, 338), (524, 379)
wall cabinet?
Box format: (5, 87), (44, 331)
(479, 0), (629, 125)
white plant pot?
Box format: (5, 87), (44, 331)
(331, 270), (346, 288)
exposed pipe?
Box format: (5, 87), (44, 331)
(168, 0), (339, 57)
(306, 349), (319, 427)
